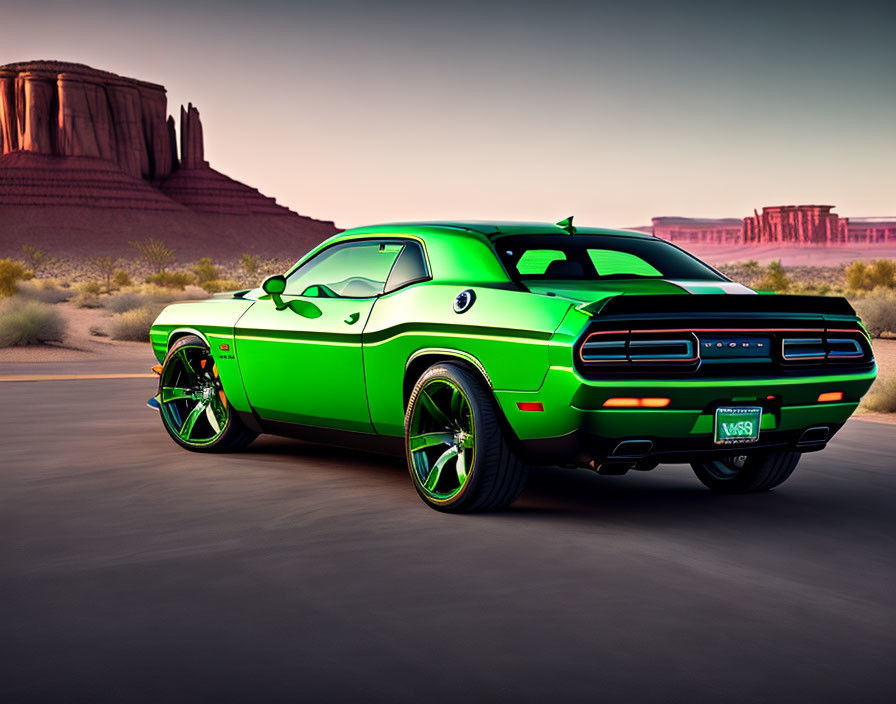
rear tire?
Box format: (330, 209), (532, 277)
(691, 450), (801, 493)
(158, 335), (257, 452)
(405, 362), (527, 512)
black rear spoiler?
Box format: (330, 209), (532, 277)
(585, 294), (857, 320)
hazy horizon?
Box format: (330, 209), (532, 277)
(2, 0), (894, 229)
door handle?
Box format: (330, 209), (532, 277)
(345, 312), (360, 325)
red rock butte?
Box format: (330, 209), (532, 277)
(0, 60), (337, 258)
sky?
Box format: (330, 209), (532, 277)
(2, 0), (894, 228)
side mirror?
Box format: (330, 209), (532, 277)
(262, 275), (286, 295)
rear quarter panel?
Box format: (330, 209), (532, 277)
(363, 283), (573, 435)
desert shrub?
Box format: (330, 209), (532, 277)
(74, 294), (102, 308)
(241, 253), (259, 277)
(104, 285), (197, 313)
(191, 257), (219, 285)
(145, 271), (194, 289)
(130, 238), (175, 273)
(852, 290), (896, 337)
(15, 279), (72, 304)
(0, 297), (67, 347)
(103, 291), (152, 314)
(21, 245), (53, 275)
(757, 260), (791, 292)
(79, 281), (102, 296)
(73, 282), (103, 308)
(201, 279), (242, 293)
(0, 258), (33, 297)
(108, 305), (164, 342)
(846, 260), (896, 291)
(862, 376), (896, 413)
(89, 255), (120, 292)
(113, 269), (132, 289)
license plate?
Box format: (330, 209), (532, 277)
(714, 406), (762, 445)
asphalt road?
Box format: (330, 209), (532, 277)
(2, 371), (895, 703)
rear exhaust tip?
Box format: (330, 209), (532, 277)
(610, 440), (654, 458)
(797, 426), (829, 448)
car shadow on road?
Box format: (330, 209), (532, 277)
(239, 436), (875, 530)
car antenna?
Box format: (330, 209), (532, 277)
(556, 216), (576, 235)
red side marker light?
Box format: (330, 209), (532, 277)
(817, 391), (843, 403)
(517, 402), (544, 412)
(151, 364), (162, 376)
(219, 343), (230, 351)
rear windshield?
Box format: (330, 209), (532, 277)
(496, 235), (726, 282)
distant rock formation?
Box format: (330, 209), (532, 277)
(0, 60), (336, 258)
(743, 205), (848, 246)
(651, 207), (896, 247)
(1, 61), (174, 181)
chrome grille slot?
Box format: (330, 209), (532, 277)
(781, 338), (825, 361)
(628, 338), (695, 362)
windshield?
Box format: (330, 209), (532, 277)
(496, 235), (726, 282)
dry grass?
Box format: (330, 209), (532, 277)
(102, 285), (195, 314)
(852, 290), (896, 338)
(862, 376), (896, 413)
(14, 279), (72, 304)
(108, 305), (165, 342)
(0, 297), (67, 347)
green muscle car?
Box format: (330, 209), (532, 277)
(149, 220), (877, 511)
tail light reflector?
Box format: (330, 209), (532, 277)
(603, 397), (671, 408)
(817, 391), (844, 403)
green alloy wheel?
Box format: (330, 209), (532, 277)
(691, 450), (801, 493)
(405, 362), (527, 512)
(159, 335), (256, 452)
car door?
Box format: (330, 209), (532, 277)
(234, 240), (403, 432)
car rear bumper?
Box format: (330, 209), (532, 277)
(494, 364), (876, 465)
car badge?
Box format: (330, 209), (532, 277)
(453, 289), (476, 314)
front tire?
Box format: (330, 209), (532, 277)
(405, 362), (527, 512)
(158, 335), (257, 452)
(691, 450), (801, 493)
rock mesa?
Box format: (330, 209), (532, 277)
(0, 60), (336, 258)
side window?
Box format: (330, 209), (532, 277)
(284, 241), (402, 298)
(515, 249), (566, 275)
(587, 249), (662, 277)
(384, 241), (429, 293)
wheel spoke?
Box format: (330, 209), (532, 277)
(455, 448), (467, 484)
(205, 403), (221, 435)
(177, 348), (196, 377)
(179, 399), (209, 440)
(424, 446), (458, 491)
(160, 386), (199, 403)
(409, 431), (454, 452)
(420, 390), (452, 428)
(450, 386), (463, 416)
(461, 434), (475, 449)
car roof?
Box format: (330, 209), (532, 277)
(340, 220), (655, 241)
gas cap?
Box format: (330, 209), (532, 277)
(453, 289), (476, 314)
